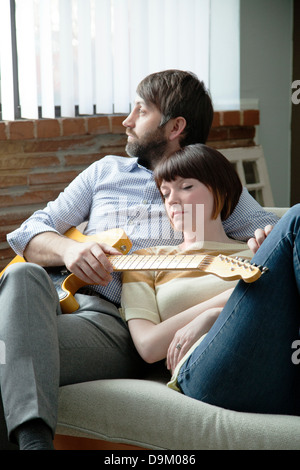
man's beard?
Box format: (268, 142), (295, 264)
(125, 127), (168, 170)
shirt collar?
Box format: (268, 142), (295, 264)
(127, 157), (153, 175)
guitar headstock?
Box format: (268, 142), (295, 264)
(204, 255), (268, 283)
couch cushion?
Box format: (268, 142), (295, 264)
(57, 375), (300, 450)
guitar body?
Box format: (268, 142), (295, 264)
(0, 228), (132, 313)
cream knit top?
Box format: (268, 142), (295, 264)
(120, 241), (252, 324)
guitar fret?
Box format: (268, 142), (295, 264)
(110, 255), (140, 270)
(125, 255), (148, 270)
(124, 255), (150, 270)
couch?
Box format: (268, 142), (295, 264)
(54, 207), (300, 450)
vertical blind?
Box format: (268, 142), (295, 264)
(0, 0), (240, 120)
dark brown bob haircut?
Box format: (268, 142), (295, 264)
(136, 70), (214, 146)
(154, 144), (243, 221)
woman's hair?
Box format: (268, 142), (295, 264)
(136, 70), (214, 146)
(154, 144), (243, 221)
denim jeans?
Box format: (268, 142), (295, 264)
(177, 204), (300, 415)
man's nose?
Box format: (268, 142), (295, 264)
(122, 111), (135, 128)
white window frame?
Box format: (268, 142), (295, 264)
(0, 0), (240, 120)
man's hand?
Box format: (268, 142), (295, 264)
(247, 224), (273, 254)
(24, 231), (121, 286)
(63, 240), (121, 286)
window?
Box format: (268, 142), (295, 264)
(0, 0), (240, 120)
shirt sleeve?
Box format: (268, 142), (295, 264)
(120, 269), (161, 324)
(223, 188), (280, 241)
(7, 163), (96, 256)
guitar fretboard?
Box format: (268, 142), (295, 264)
(108, 254), (208, 271)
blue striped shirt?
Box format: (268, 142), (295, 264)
(7, 155), (279, 305)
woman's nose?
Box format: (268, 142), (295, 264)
(168, 190), (180, 205)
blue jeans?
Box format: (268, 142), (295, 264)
(177, 204), (300, 415)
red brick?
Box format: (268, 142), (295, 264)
(23, 138), (90, 153)
(62, 118), (86, 136)
(209, 140), (254, 150)
(211, 112), (221, 128)
(0, 171), (28, 188)
(29, 170), (80, 186)
(0, 141), (24, 155)
(64, 153), (103, 167)
(0, 208), (37, 227)
(243, 110), (260, 126)
(228, 126), (255, 140)
(37, 119), (61, 139)
(0, 122), (7, 141)
(99, 146), (127, 157)
(9, 120), (35, 140)
(0, 225), (19, 242)
(0, 245), (15, 262)
(87, 116), (110, 135)
(0, 154), (60, 170)
(110, 115), (126, 134)
(222, 111), (242, 126)
(0, 188), (64, 208)
(207, 127), (229, 142)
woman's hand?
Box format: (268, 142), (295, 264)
(247, 224), (273, 254)
(166, 307), (222, 373)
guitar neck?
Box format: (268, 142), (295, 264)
(106, 252), (265, 283)
(107, 253), (207, 271)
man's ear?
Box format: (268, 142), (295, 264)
(167, 117), (187, 142)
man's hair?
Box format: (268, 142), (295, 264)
(136, 70), (214, 146)
(154, 144), (242, 221)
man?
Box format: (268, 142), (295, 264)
(0, 70), (278, 450)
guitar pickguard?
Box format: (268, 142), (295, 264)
(45, 267), (72, 301)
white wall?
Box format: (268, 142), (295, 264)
(240, 0), (293, 206)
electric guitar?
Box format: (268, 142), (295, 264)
(0, 228), (267, 313)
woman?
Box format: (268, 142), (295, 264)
(121, 144), (300, 416)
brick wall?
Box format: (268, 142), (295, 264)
(0, 109), (259, 269)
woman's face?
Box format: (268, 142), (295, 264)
(160, 177), (215, 234)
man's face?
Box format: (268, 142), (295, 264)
(122, 96), (169, 170)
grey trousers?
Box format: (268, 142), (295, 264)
(0, 262), (143, 446)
